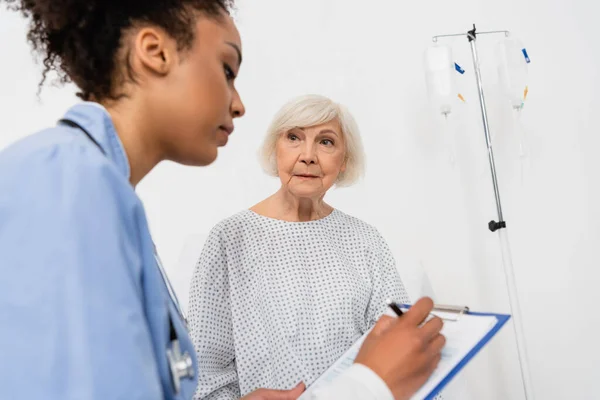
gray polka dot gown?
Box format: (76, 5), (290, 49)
(188, 209), (412, 399)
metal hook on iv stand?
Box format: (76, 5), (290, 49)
(433, 25), (534, 400)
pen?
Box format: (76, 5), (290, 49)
(387, 300), (404, 317)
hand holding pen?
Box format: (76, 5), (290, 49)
(354, 297), (446, 400)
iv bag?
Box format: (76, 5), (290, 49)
(496, 37), (529, 109)
(424, 44), (456, 116)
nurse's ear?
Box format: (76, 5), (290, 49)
(130, 27), (178, 78)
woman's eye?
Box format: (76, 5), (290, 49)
(224, 64), (236, 80)
(288, 133), (299, 141)
(321, 139), (334, 146)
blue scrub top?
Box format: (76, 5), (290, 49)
(0, 102), (198, 399)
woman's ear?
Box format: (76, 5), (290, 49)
(340, 155), (348, 173)
(133, 27), (177, 77)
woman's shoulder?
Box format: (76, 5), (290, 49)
(1, 125), (130, 187)
(206, 209), (258, 236)
(0, 126), (137, 212)
(330, 209), (382, 237)
(330, 210), (392, 256)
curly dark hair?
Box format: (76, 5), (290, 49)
(3, 0), (235, 100)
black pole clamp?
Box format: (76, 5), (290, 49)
(488, 220), (507, 232)
(467, 24), (477, 42)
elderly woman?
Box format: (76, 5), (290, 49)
(188, 94), (411, 399)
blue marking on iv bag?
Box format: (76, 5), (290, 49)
(455, 63), (465, 74)
(522, 49), (531, 63)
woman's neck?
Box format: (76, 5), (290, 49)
(101, 98), (164, 187)
(251, 187), (333, 222)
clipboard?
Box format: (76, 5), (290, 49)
(402, 303), (511, 399)
(298, 303), (511, 400)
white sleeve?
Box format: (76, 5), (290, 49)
(309, 364), (394, 400)
(188, 228), (240, 400)
(365, 229), (411, 328)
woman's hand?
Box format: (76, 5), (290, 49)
(355, 297), (445, 400)
(241, 383), (305, 400)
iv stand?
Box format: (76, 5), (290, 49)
(432, 25), (534, 400)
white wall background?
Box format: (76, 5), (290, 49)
(2, 1), (599, 399)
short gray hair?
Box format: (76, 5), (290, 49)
(259, 94), (365, 187)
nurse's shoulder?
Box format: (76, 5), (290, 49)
(0, 105), (141, 217)
(1, 120), (128, 192)
(0, 113), (163, 399)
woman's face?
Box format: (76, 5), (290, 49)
(275, 119), (347, 200)
(152, 12), (245, 166)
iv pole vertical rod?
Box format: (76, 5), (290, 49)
(468, 32), (503, 221)
(467, 25), (534, 399)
